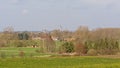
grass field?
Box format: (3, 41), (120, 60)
(0, 47), (52, 58)
(0, 57), (120, 68)
(0, 40), (63, 58)
(0, 47), (120, 68)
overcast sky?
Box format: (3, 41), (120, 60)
(0, 0), (120, 31)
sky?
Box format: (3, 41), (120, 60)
(0, 0), (120, 31)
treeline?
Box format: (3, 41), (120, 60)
(0, 26), (120, 55)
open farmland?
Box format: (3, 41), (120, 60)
(0, 57), (120, 68)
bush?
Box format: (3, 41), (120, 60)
(87, 49), (97, 56)
(60, 42), (74, 53)
(85, 38), (119, 55)
(19, 51), (25, 57)
(74, 42), (88, 55)
(0, 40), (7, 47)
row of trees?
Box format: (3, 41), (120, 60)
(0, 26), (120, 55)
(2, 26), (120, 41)
(60, 38), (119, 55)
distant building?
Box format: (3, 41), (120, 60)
(64, 38), (76, 42)
(51, 37), (59, 41)
(32, 37), (42, 40)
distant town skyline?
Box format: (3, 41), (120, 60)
(0, 0), (120, 31)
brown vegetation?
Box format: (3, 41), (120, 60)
(0, 26), (120, 56)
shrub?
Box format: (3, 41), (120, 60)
(60, 42), (74, 53)
(85, 38), (119, 55)
(0, 40), (7, 47)
(74, 42), (88, 55)
(87, 49), (97, 56)
(19, 51), (25, 57)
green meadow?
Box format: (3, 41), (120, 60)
(0, 47), (120, 68)
(0, 47), (51, 58)
(0, 57), (120, 68)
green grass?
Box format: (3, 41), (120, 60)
(0, 47), (51, 58)
(0, 47), (120, 68)
(0, 57), (120, 68)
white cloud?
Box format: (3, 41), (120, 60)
(11, 0), (24, 4)
(12, 0), (20, 4)
(81, 0), (113, 4)
(79, 0), (119, 9)
(22, 9), (29, 15)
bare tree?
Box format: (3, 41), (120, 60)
(3, 26), (14, 33)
